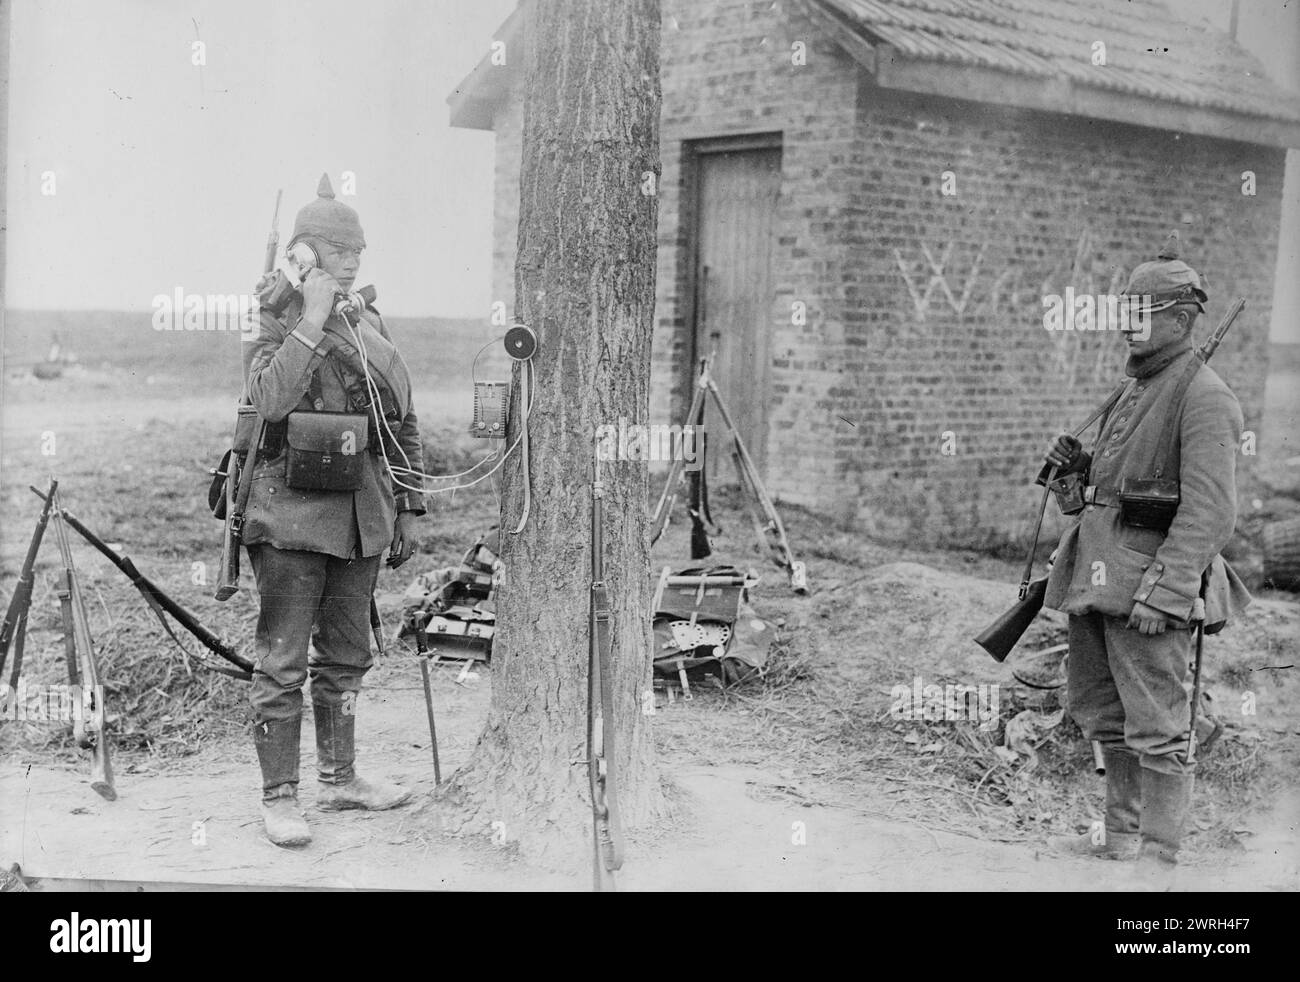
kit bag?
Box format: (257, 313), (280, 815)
(284, 410), (369, 491)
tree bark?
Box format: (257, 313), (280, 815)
(436, 0), (663, 868)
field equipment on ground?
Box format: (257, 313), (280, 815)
(650, 565), (769, 697)
(398, 529), (500, 662)
(588, 458), (625, 891)
(30, 486), (253, 680)
(650, 340), (807, 594)
(397, 531), (504, 786)
(976, 299), (1245, 662)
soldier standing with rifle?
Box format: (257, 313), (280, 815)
(1041, 234), (1251, 890)
(240, 175), (426, 847)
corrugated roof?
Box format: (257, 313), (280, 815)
(817, 0), (1300, 123)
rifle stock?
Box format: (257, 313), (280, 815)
(974, 577), (1047, 663)
(214, 452), (242, 601)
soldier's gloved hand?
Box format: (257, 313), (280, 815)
(1044, 434), (1084, 473)
(388, 512), (417, 569)
(1127, 601), (1171, 635)
(301, 268), (341, 330)
(253, 271), (277, 296)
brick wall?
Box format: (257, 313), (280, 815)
(485, 0), (1285, 548)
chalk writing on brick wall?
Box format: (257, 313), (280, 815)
(893, 241), (987, 319)
(895, 229), (1130, 387)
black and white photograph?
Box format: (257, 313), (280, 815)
(1, 0), (1297, 916)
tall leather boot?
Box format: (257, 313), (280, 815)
(313, 701), (412, 812)
(253, 716), (311, 847)
(1130, 767), (1194, 892)
(1048, 745), (1141, 860)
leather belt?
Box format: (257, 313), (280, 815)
(1083, 485), (1121, 507)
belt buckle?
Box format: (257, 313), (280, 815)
(1083, 485), (1098, 505)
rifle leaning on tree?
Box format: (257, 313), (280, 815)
(588, 457), (626, 891)
(30, 486), (253, 680)
(975, 298), (1246, 662)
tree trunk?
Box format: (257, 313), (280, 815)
(436, 0), (663, 868)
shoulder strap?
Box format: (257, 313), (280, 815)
(1088, 379), (1134, 452)
(1151, 355), (1204, 479)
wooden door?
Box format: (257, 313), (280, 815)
(693, 144), (781, 482)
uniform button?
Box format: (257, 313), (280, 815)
(1104, 450), (1114, 457)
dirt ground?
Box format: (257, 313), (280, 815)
(1, 358), (1297, 892)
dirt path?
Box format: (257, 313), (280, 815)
(4, 652), (1296, 891)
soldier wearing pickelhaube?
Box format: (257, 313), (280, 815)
(1041, 233), (1251, 890)
(242, 174), (426, 847)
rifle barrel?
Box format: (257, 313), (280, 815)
(0, 479), (57, 679)
(1199, 298), (1245, 363)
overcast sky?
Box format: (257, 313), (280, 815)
(3, 0), (1298, 339)
(5, 0), (516, 318)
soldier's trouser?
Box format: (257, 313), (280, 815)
(1066, 612), (1194, 777)
(248, 545), (380, 725)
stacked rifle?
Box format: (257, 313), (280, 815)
(0, 481), (254, 800)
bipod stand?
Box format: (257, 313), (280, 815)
(650, 349), (808, 594)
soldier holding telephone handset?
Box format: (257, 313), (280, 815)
(238, 174), (426, 847)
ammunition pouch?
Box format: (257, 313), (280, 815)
(1117, 477), (1180, 532)
(284, 410), (369, 491)
(1049, 472), (1086, 516)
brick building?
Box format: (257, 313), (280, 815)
(449, 0), (1300, 547)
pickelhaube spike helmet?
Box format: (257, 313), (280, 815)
(290, 173), (365, 250)
(1122, 231), (1208, 313)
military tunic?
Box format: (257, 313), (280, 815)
(1045, 341), (1251, 773)
(240, 295), (426, 722)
